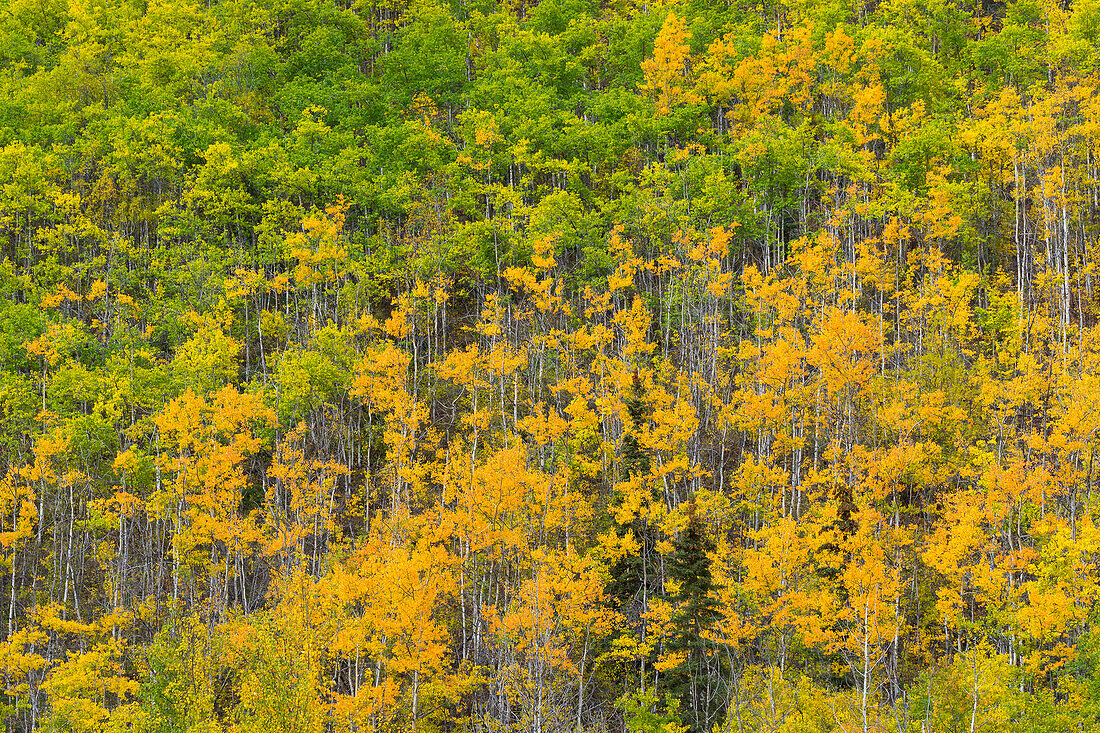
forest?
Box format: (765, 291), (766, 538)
(2, 0), (1100, 729)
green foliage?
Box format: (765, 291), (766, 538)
(171, 324), (240, 396)
(618, 688), (687, 733)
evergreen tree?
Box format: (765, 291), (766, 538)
(662, 503), (721, 733)
(607, 370), (661, 679)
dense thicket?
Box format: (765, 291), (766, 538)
(3, 0), (1100, 730)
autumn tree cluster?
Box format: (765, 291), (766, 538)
(4, 0), (1100, 730)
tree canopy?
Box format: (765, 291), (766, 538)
(3, 0), (1100, 730)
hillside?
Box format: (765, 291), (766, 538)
(2, 0), (1100, 730)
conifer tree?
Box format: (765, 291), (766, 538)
(607, 370), (661, 687)
(662, 503), (721, 733)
